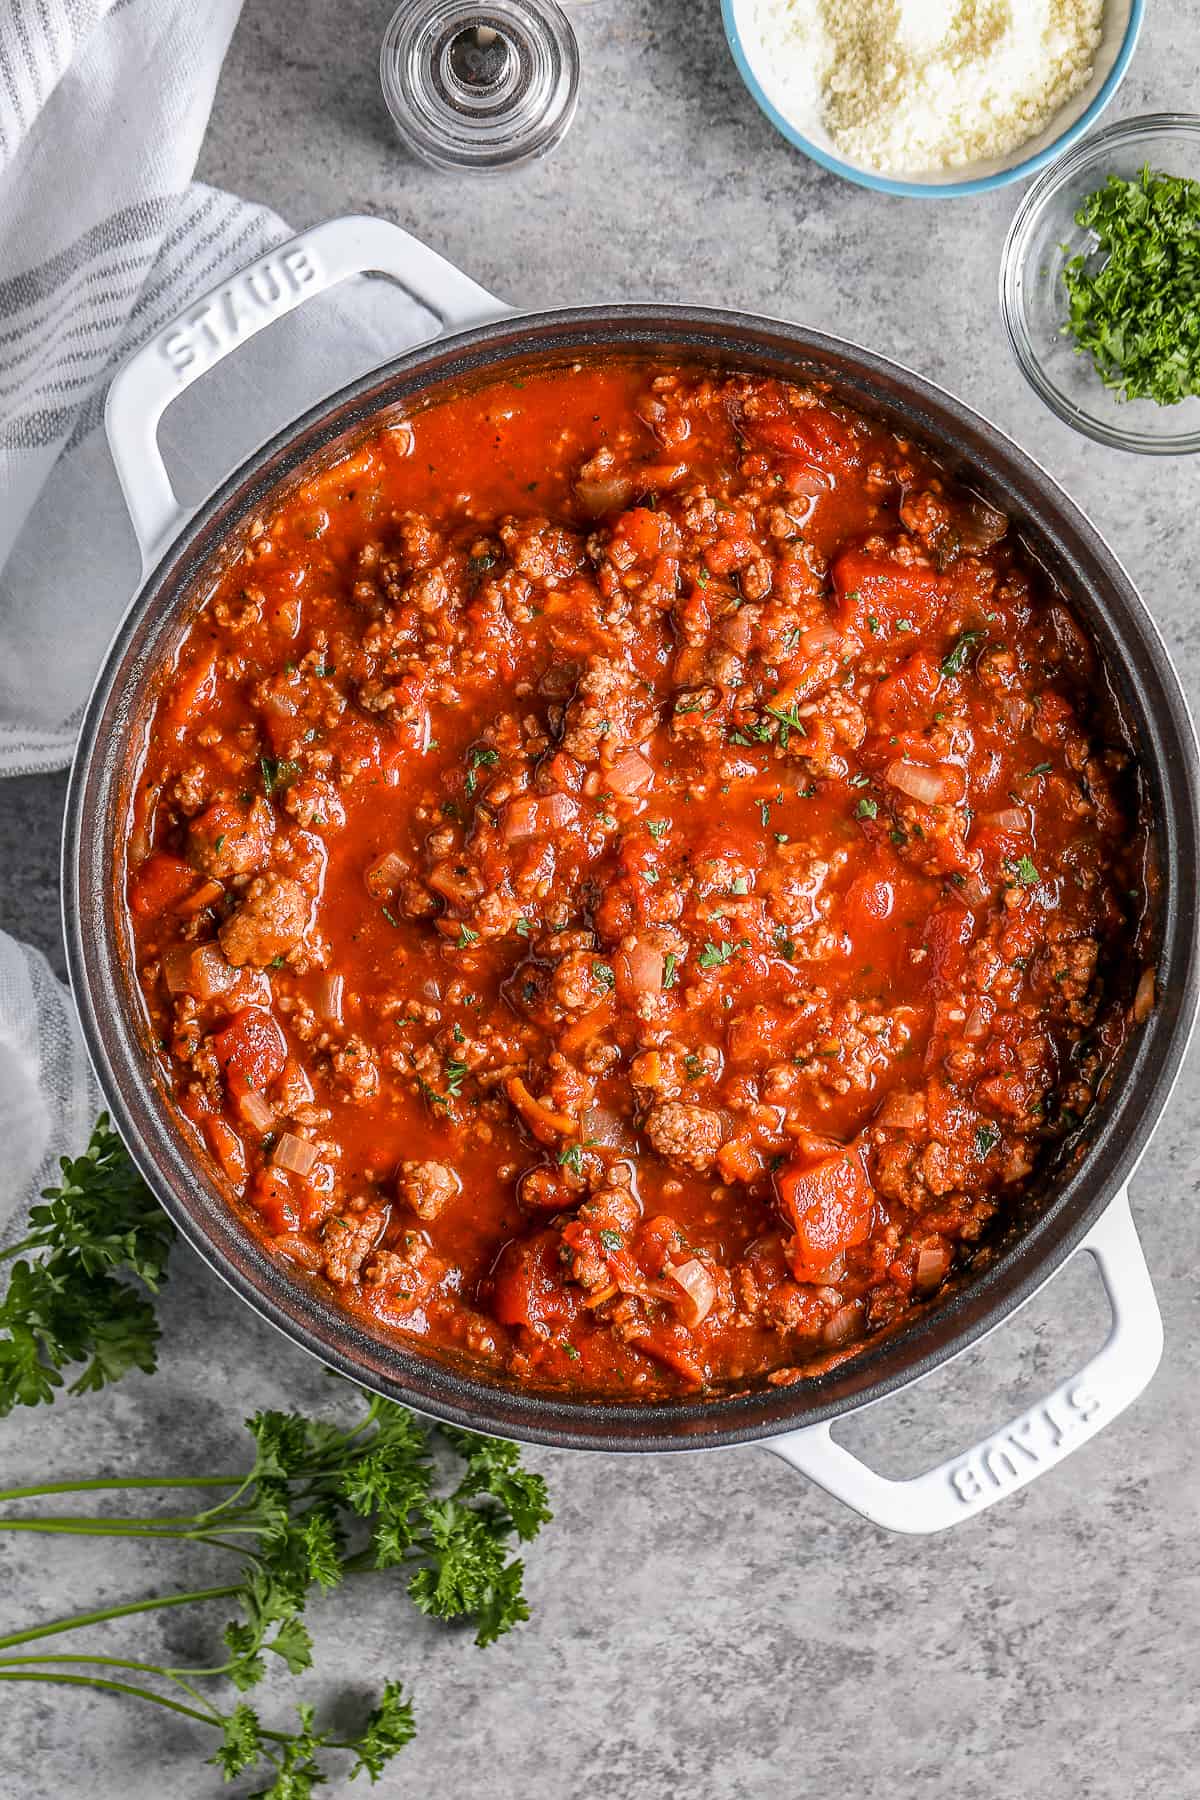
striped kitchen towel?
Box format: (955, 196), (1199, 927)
(0, 0), (435, 1224)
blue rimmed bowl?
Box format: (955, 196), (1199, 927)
(721, 0), (1143, 198)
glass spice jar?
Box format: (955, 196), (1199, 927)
(380, 0), (581, 172)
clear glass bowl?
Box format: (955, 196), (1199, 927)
(1001, 113), (1200, 455)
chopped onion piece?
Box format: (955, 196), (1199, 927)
(575, 474), (634, 516)
(618, 938), (664, 996)
(822, 1302), (860, 1347)
(799, 623), (842, 656)
(271, 1131), (318, 1177)
(162, 942), (235, 999)
(916, 1245), (952, 1291)
(237, 1087), (276, 1135)
(885, 759), (960, 805)
(980, 807), (1027, 833)
(1132, 966), (1156, 1024)
(959, 871), (992, 908)
(365, 851), (407, 898)
(955, 498), (1008, 553)
(316, 972), (344, 1024)
(162, 945), (196, 995)
(963, 1003), (990, 1040)
(667, 1258), (717, 1328)
(607, 749), (654, 796)
(502, 794), (578, 841)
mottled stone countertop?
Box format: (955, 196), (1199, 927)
(3, 3), (1199, 1795)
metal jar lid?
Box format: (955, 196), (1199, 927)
(380, 0), (580, 173)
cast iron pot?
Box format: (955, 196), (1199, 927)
(63, 216), (1200, 1533)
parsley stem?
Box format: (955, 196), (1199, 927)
(0, 1234), (40, 1265)
(0, 1475), (242, 1504)
(0, 1520), (254, 1551)
(0, 1585), (240, 1653)
(0, 1670), (356, 1752)
(0, 1653), (226, 1714)
(0, 1669), (223, 1727)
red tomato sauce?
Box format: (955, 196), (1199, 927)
(125, 359), (1153, 1397)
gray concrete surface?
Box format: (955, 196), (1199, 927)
(3, 2), (1200, 1796)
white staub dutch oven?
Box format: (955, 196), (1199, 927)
(63, 216), (1200, 1533)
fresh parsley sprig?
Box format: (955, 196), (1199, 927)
(0, 1115), (175, 1415)
(0, 1388), (552, 1795)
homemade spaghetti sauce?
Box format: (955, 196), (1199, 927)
(126, 360), (1151, 1396)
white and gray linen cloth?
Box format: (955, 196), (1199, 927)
(0, 0), (439, 1235)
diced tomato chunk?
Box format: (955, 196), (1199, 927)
(251, 1165), (297, 1233)
(923, 902), (977, 984)
(630, 1325), (706, 1385)
(873, 651), (942, 730)
(129, 853), (198, 917)
(213, 1008), (287, 1100)
(613, 506), (670, 559)
(204, 1116), (247, 1186)
(163, 651), (217, 738)
(492, 1231), (580, 1330)
(834, 551), (946, 640)
(775, 1145), (875, 1283)
(751, 408), (861, 472)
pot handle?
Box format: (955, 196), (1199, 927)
(104, 213), (507, 575)
(767, 1187), (1161, 1534)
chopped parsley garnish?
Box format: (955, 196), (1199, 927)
(895, 618), (914, 633)
(976, 1124), (999, 1157)
(663, 953), (679, 988)
(684, 1053), (704, 1080)
(598, 1229), (624, 1252)
(1061, 165), (1200, 406)
(516, 917), (533, 937)
(773, 926), (795, 960)
(764, 700), (807, 747)
(464, 745), (499, 795)
(647, 819), (669, 840)
(674, 692), (711, 715)
(1012, 855), (1040, 887)
(593, 962), (616, 990)
(455, 925), (480, 948)
(260, 756), (300, 797)
(759, 799), (772, 827)
(445, 1059), (469, 1097)
(381, 907), (400, 928)
(941, 629), (985, 677)
(1027, 761), (1053, 776)
(856, 797), (879, 820)
(558, 1143), (586, 1175)
(415, 1074), (450, 1112)
(866, 614), (880, 634)
(731, 876), (749, 895)
(698, 940), (737, 970)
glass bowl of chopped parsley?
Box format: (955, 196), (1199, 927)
(1001, 113), (1200, 454)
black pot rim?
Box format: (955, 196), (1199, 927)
(62, 302), (1200, 1453)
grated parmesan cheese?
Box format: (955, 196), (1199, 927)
(747, 0), (1105, 175)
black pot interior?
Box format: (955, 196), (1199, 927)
(64, 308), (1200, 1451)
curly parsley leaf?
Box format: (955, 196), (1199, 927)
(0, 1116), (174, 1417)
